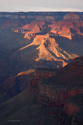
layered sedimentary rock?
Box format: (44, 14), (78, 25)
(12, 12), (83, 69)
(0, 12), (83, 125)
(0, 12), (83, 79)
(30, 56), (83, 124)
(0, 69), (35, 98)
(31, 68), (57, 88)
(0, 55), (83, 125)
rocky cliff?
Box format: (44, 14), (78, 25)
(0, 69), (35, 100)
(0, 12), (83, 78)
(12, 12), (83, 67)
(30, 56), (83, 124)
(0, 12), (83, 124)
(0, 56), (83, 125)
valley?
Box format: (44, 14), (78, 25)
(0, 12), (83, 125)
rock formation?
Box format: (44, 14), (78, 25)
(0, 12), (83, 78)
(0, 56), (83, 125)
(11, 12), (83, 69)
(0, 69), (35, 98)
(29, 56), (83, 124)
(0, 12), (83, 124)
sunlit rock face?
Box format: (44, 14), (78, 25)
(13, 12), (83, 67)
(0, 12), (83, 98)
(24, 33), (36, 40)
(0, 12), (82, 73)
(0, 12), (83, 91)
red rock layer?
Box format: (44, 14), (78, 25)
(30, 56), (83, 117)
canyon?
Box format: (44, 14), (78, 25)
(0, 12), (83, 77)
(0, 12), (83, 124)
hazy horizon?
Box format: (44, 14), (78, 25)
(0, 0), (83, 12)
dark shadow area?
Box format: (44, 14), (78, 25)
(70, 28), (77, 34)
(52, 35), (83, 56)
(20, 45), (39, 55)
(79, 27), (83, 33)
(72, 34), (83, 42)
(36, 24), (51, 35)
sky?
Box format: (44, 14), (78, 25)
(0, 0), (83, 12)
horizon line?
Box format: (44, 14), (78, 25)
(0, 11), (83, 13)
